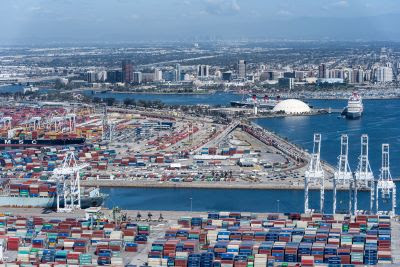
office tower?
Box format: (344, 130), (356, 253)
(122, 60), (133, 83)
(86, 71), (96, 83)
(197, 65), (209, 77)
(141, 73), (154, 83)
(96, 71), (107, 82)
(283, 71), (295, 78)
(133, 72), (142, 84)
(163, 70), (177, 82)
(238, 60), (246, 78)
(106, 70), (121, 83)
(278, 78), (294, 90)
(318, 63), (328, 78)
(222, 71), (233, 81)
(175, 64), (181, 81)
(294, 71), (305, 80)
(154, 68), (163, 81)
(356, 69), (364, 83)
(376, 66), (393, 83)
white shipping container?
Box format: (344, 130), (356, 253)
(175, 251), (189, 257)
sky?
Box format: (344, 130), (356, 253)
(2, 0), (400, 44)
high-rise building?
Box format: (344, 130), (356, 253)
(197, 65), (209, 77)
(175, 64), (181, 81)
(154, 68), (163, 81)
(106, 70), (123, 83)
(122, 60), (133, 83)
(278, 78), (294, 90)
(283, 71), (295, 78)
(294, 71), (305, 81)
(133, 72), (142, 84)
(96, 71), (107, 82)
(86, 71), (97, 83)
(333, 69), (344, 79)
(318, 64), (328, 78)
(238, 60), (246, 79)
(222, 71), (233, 81)
(350, 69), (364, 84)
(163, 70), (177, 82)
(376, 66), (393, 83)
(141, 73), (154, 83)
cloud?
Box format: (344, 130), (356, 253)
(332, 0), (349, 8)
(277, 9), (292, 16)
(29, 6), (42, 12)
(322, 0), (349, 11)
(130, 14), (140, 20)
(203, 0), (241, 15)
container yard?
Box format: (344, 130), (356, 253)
(0, 102), (336, 194)
(0, 208), (397, 266)
(0, 101), (396, 267)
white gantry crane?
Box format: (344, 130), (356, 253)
(53, 151), (88, 212)
(47, 113), (76, 133)
(0, 117), (12, 129)
(65, 113), (77, 133)
(376, 144), (396, 216)
(304, 133), (325, 214)
(333, 134), (353, 215)
(24, 116), (41, 130)
(101, 105), (115, 142)
(354, 134), (374, 214)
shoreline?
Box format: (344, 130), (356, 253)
(81, 180), (370, 191)
(86, 90), (215, 95)
(89, 90), (400, 100)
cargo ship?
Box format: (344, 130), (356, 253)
(0, 180), (105, 209)
(0, 138), (85, 148)
(341, 92), (363, 119)
(231, 95), (279, 109)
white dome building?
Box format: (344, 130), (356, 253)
(272, 99), (311, 114)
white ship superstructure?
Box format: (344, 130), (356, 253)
(344, 92), (363, 119)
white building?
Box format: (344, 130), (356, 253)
(154, 68), (163, 81)
(376, 66), (393, 83)
(238, 60), (246, 79)
(272, 99), (311, 114)
(96, 71), (107, 82)
(175, 64), (181, 81)
(133, 72), (142, 84)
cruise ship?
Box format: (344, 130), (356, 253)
(342, 92), (363, 119)
(231, 95), (279, 109)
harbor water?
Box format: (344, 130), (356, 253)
(102, 187), (397, 213)
(97, 94), (400, 213)
(3, 86), (399, 212)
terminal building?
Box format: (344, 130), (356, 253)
(272, 99), (311, 114)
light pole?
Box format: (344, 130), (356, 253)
(277, 200), (280, 213)
(190, 197), (193, 212)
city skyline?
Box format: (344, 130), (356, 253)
(3, 0), (400, 44)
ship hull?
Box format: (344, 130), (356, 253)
(230, 101), (249, 107)
(345, 111), (362, 119)
(0, 138), (85, 147)
(0, 195), (104, 209)
(230, 101), (276, 109)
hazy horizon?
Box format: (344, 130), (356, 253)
(2, 0), (400, 44)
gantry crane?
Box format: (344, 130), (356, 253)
(333, 134), (353, 214)
(354, 134), (374, 214)
(376, 144), (396, 216)
(304, 133), (325, 214)
(53, 151), (88, 212)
